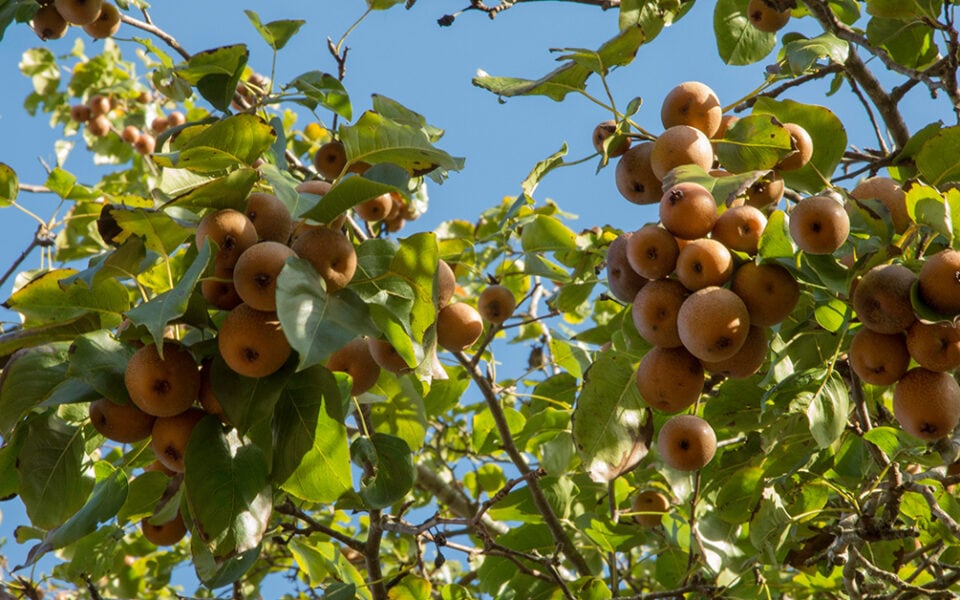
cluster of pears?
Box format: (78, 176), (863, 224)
(848, 251), (960, 441)
(89, 341), (222, 547)
(31, 0), (121, 41)
(69, 92), (167, 155)
(602, 80), (811, 211)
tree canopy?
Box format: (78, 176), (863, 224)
(1, 1), (960, 599)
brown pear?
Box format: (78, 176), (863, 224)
(625, 224), (679, 280)
(32, 5), (68, 40)
(659, 182), (718, 240)
(615, 142), (663, 205)
(657, 414), (717, 471)
(677, 286), (750, 362)
(246, 192), (293, 244)
(233, 241), (298, 312)
(55, 0), (103, 25)
(89, 397), (156, 443)
(327, 338), (382, 396)
(632, 278), (689, 348)
(150, 407), (207, 473)
(852, 264), (917, 334)
(632, 490), (670, 528)
(478, 285), (516, 325)
(290, 227), (357, 293)
(607, 232), (648, 303)
(218, 304), (292, 378)
(893, 368), (960, 441)
(82, 2), (120, 38)
(124, 342), (200, 418)
(196, 209), (258, 269)
(437, 303), (484, 352)
(918, 249), (960, 316)
(660, 81), (722, 138)
(141, 511), (187, 546)
(636, 346), (704, 413)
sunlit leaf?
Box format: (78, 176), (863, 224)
(0, 162), (17, 207)
(713, 0), (777, 65)
(244, 10), (305, 50)
(274, 366), (352, 503)
(572, 351), (652, 483)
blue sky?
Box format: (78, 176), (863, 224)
(0, 0), (954, 591)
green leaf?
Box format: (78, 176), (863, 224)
(916, 125), (960, 187)
(863, 426), (920, 457)
(370, 376), (427, 451)
(813, 298), (848, 333)
(782, 33), (849, 75)
(750, 491), (792, 559)
(716, 114), (794, 173)
(522, 144), (568, 197)
(167, 168), (259, 210)
(715, 465), (764, 523)
(0, 162), (17, 207)
(4, 269), (130, 330)
(473, 26), (646, 101)
(209, 354), (287, 442)
(191, 539), (262, 589)
(906, 183), (952, 242)
(758, 211), (795, 259)
(285, 71), (352, 121)
(116, 471), (171, 524)
(277, 257), (379, 370)
(110, 206), (192, 256)
(867, 16), (939, 70)
(371, 94), (444, 142)
(185, 416), (272, 558)
(0, 343), (71, 434)
(175, 44), (249, 112)
(351, 433), (415, 510)
(65, 330), (135, 404)
(273, 366), (353, 503)
(752, 98), (847, 194)
(339, 111), (464, 176)
(61, 236), (147, 290)
(0, 315), (99, 364)
(244, 10), (304, 50)
(367, 0), (406, 8)
(387, 575), (431, 600)
(520, 215), (579, 252)
(125, 240), (212, 350)
(23, 462), (127, 567)
(389, 233), (440, 344)
(18, 413), (94, 530)
(806, 373), (850, 448)
(866, 0), (941, 20)
(154, 114), (276, 173)
(714, 0), (777, 65)
(301, 175), (400, 225)
(572, 351), (653, 483)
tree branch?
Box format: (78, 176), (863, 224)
(119, 14), (191, 60)
(453, 349), (591, 576)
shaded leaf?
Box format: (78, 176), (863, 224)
(18, 413), (93, 530)
(175, 44), (249, 112)
(23, 462), (127, 567)
(716, 114), (794, 173)
(276, 257), (379, 370)
(65, 329), (135, 404)
(166, 168), (259, 211)
(352, 433), (416, 510)
(185, 416), (272, 557)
